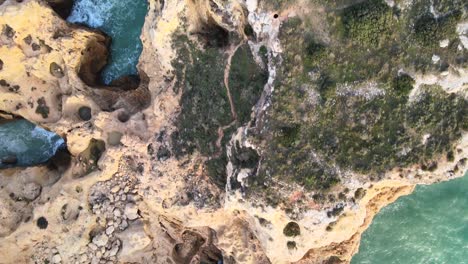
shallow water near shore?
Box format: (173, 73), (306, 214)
(67, 0), (148, 84)
(352, 170), (468, 264)
(0, 120), (64, 168)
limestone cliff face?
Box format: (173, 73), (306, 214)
(0, 0), (467, 264)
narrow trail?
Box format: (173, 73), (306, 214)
(223, 41), (245, 121)
(212, 41), (245, 158)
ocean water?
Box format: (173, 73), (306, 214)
(67, 0), (148, 84)
(352, 170), (468, 264)
(0, 120), (64, 168)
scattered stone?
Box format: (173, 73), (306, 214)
(92, 233), (109, 247)
(37, 217), (48, 229)
(124, 203), (139, 220)
(105, 226), (115, 235)
(78, 106), (92, 121)
(111, 186), (120, 194)
(432, 54), (440, 63)
(113, 209), (121, 217)
(88, 243), (98, 251)
(50, 62), (65, 78)
(52, 254), (61, 263)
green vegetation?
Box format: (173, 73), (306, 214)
(392, 74), (415, 97)
(283, 222), (301, 237)
(171, 36), (267, 187)
(229, 45), (268, 124)
(341, 0), (394, 46)
(413, 11), (462, 46)
(250, 0), (467, 197)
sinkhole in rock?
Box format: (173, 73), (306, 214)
(0, 119), (65, 168)
(67, 0), (149, 85)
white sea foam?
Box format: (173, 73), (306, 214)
(67, 0), (115, 27)
(0, 120), (64, 166)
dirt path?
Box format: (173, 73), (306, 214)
(211, 42), (246, 157)
(223, 42), (245, 121)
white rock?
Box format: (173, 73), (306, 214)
(460, 35), (468, 50)
(113, 209), (121, 217)
(439, 39), (449, 48)
(92, 234), (109, 247)
(111, 186), (120, 193)
(88, 243), (98, 251)
(52, 254), (61, 263)
(106, 226), (115, 235)
(124, 204), (139, 220)
(432, 55), (440, 63)
(80, 254), (88, 262)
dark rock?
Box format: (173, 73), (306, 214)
(283, 222), (301, 237)
(78, 106), (92, 121)
(72, 139), (106, 178)
(0, 59), (3, 71)
(45, 0), (74, 19)
(325, 256), (343, 264)
(23, 34), (32, 45)
(1, 155), (17, 165)
(117, 111), (130, 123)
(36, 217), (48, 229)
(50, 62), (64, 78)
(35, 97), (49, 118)
(354, 188), (366, 200)
(2, 25), (15, 38)
(157, 145), (171, 161)
(8, 85), (19, 92)
(47, 146), (71, 173)
(31, 43), (40, 51)
(287, 241), (297, 250)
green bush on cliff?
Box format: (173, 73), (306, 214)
(341, 0), (394, 46)
(392, 73), (415, 97)
(413, 10), (462, 46)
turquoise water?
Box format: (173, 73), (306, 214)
(67, 0), (148, 84)
(0, 120), (64, 168)
(352, 170), (468, 264)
